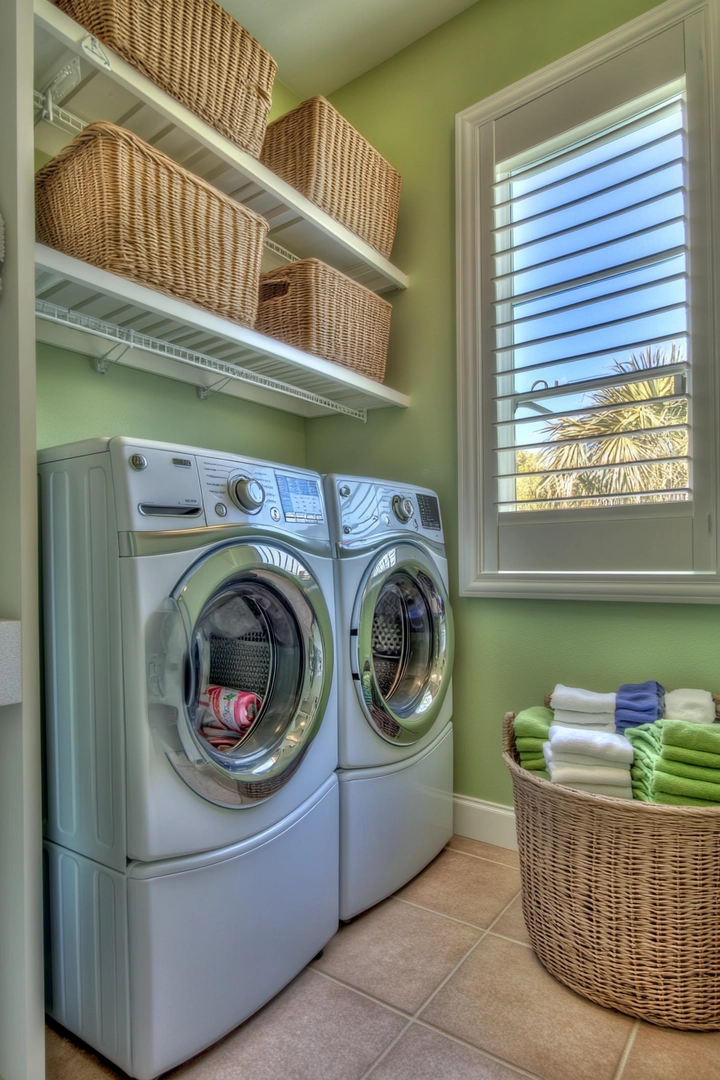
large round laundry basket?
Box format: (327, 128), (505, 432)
(502, 710), (720, 1029)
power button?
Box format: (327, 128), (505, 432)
(129, 454), (148, 471)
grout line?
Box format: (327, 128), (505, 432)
(360, 1018), (415, 1080)
(445, 845), (521, 870)
(410, 1017), (545, 1080)
(309, 967), (414, 1020)
(408, 890), (523, 1020)
(485, 929), (534, 949)
(612, 1019), (640, 1080)
(391, 895), (493, 931)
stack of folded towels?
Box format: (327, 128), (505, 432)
(625, 722), (664, 801)
(615, 680), (665, 734)
(542, 725), (634, 798)
(549, 684), (616, 731)
(513, 706), (553, 779)
(652, 721), (720, 806)
(625, 689), (718, 804)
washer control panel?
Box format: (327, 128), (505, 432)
(325, 474), (444, 548)
(108, 438), (327, 539)
(198, 455), (326, 537)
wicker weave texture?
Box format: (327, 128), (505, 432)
(256, 259), (392, 382)
(52, 0), (276, 158)
(35, 122), (269, 328)
(260, 96), (402, 260)
(502, 711), (720, 1029)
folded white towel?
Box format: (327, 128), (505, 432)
(563, 782), (633, 799)
(553, 751), (632, 769)
(550, 684), (617, 713)
(548, 761), (631, 786)
(663, 688), (715, 725)
(542, 744), (628, 770)
(550, 721), (616, 733)
(549, 725), (633, 763)
(552, 709), (617, 730)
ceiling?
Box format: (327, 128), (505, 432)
(220, 0), (479, 98)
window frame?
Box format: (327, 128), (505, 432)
(456, 0), (720, 603)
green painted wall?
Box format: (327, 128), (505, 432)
(36, 342), (306, 463)
(303, 0), (720, 805)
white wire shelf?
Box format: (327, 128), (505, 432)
(33, 0), (408, 295)
(35, 245), (410, 420)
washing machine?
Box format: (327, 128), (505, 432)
(39, 437), (339, 1080)
(324, 475), (454, 920)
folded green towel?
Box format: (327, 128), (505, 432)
(656, 757), (720, 785)
(631, 788), (653, 802)
(626, 722), (664, 753)
(653, 791), (720, 807)
(662, 744), (720, 769)
(662, 719), (720, 755)
(651, 770), (720, 803)
(519, 754), (546, 771)
(514, 706), (553, 740)
(516, 736), (546, 753)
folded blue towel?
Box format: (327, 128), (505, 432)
(615, 681), (665, 733)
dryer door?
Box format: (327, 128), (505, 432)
(167, 541), (333, 807)
(352, 542), (454, 745)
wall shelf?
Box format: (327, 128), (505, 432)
(33, 0), (408, 295)
(35, 245), (410, 419)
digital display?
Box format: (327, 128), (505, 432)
(276, 473), (324, 523)
(417, 493), (441, 530)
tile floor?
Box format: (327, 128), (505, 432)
(46, 835), (720, 1080)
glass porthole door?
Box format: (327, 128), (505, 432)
(352, 543), (454, 744)
(168, 541), (332, 807)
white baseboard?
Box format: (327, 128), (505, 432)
(453, 793), (517, 851)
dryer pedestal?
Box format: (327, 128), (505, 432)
(338, 724), (453, 920)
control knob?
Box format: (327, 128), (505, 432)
(229, 474), (265, 514)
(392, 495), (414, 524)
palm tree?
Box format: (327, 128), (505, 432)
(515, 345), (688, 508)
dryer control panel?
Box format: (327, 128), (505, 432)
(324, 474), (445, 549)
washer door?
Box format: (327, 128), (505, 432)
(352, 543), (454, 745)
(169, 542), (333, 807)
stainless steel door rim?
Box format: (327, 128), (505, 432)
(169, 540), (333, 807)
(352, 541), (454, 744)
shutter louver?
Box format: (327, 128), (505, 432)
(492, 86), (689, 513)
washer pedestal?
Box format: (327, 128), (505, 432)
(338, 724), (453, 921)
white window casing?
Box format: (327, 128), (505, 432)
(456, 0), (720, 602)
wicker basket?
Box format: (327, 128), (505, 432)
(502, 710), (720, 1029)
(260, 96), (402, 260)
(52, 0), (276, 158)
(35, 121), (269, 328)
(256, 259), (392, 382)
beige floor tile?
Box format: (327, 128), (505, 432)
(621, 1020), (720, 1080)
(446, 835), (520, 868)
(168, 968), (406, 1080)
(313, 897), (482, 1012)
(420, 934), (633, 1080)
(396, 849), (520, 928)
(46, 1022), (126, 1079)
(369, 1023), (528, 1079)
(489, 892), (532, 946)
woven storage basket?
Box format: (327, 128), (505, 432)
(35, 121), (269, 328)
(52, 0), (276, 158)
(256, 259), (392, 382)
(260, 96), (402, 260)
(502, 710), (720, 1029)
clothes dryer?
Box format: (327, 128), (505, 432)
(40, 438), (339, 1080)
(324, 475), (454, 919)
